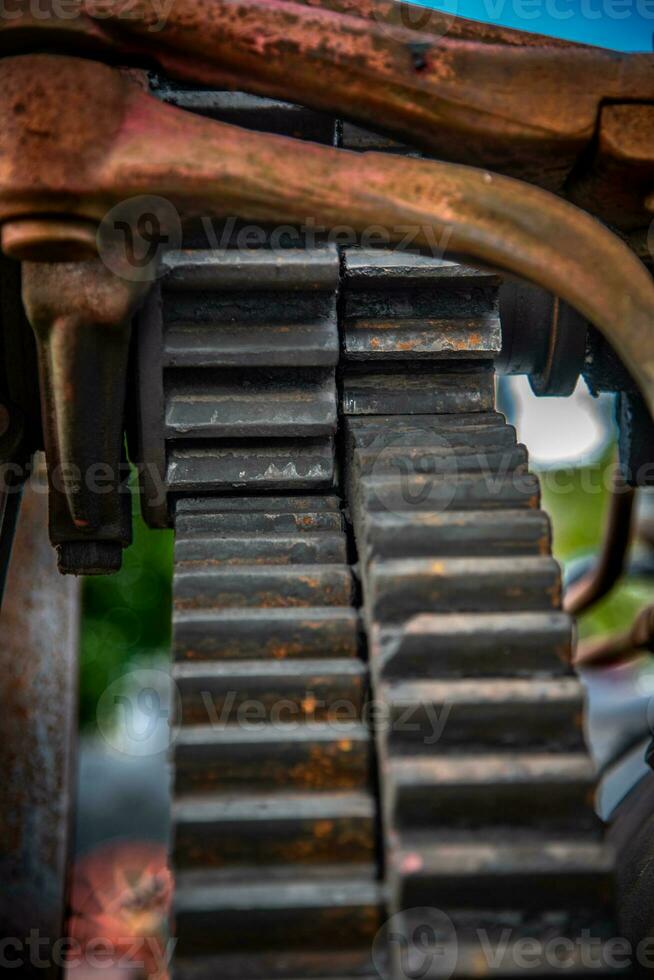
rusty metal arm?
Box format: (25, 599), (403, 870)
(94, 0), (654, 193)
(564, 468), (637, 617)
(20, 255), (150, 572)
(3, 0), (654, 197)
(3, 55), (654, 415)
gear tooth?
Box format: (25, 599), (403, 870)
(173, 607), (361, 663)
(373, 612), (573, 679)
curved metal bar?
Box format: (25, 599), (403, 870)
(88, 0), (654, 188)
(575, 604), (654, 670)
(564, 467), (636, 617)
(2, 55), (654, 413)
(113, 74), (654, 413)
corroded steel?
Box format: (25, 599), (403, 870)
(163, 242), (614, 974)
(21, 253), (150, 572)
(1, 54), (654, 422)
(104, 0), (654, 192)
(0, 3), (652, 569)
(2, 0), (654, 205)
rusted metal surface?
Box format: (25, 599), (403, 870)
(569, 103), (654, 232)
(564, 468), (636, 617)
(0, 2), (650, 573)
(162, 228), (620, 976)
(0, 17), (650, 568)
(0, 8), (650, 974)
(341, 305), (612, 965)
(21, 253), (151, 573)
(108, 0), (654, 191)
(1, 55), (653, 422)
(4, 0), (653, 201)
(0, 461), (80, 977)
(153, 239), (341, 508)
(172, 493), (381, 976)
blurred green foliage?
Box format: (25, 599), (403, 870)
(79, 491), (173, 730)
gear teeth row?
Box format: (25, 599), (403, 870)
(171, 493), (382, 979)
(341, 249), (623, 977)
(148, 83), (342, 502)
(345, 413), (621, 974)
(174, 606), (360, 662)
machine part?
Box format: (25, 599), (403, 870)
(130, 285), (169, 529)
(583, 329), (654, 490)
(498, 281), (589, 397)
(0, 17), (648, 974)
(340, 255), (617, 974)
(568, 103), (654, 233)
(1, 57), (654, 423)
(564, 467), (636, 617)
(344, 406), (616, 972)
(584, 325), (639, 399)
(575, 605), (654, 671)
(159, 247), (339, 494)
(0, 458), (80, 979)
(171, 493), (381, 978)
(5, 0), (653, 216)
(162, 96), (381, 975)
(153, 163), (627, 969)
(616, 391), (654, 488)
(609, 770), (654, 959)
(20, 254), (152, 574)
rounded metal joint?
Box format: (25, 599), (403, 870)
(498, 281), (589, 397)
(1, 218), (98, 264)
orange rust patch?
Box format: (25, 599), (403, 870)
(302, 695), (318, 716)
